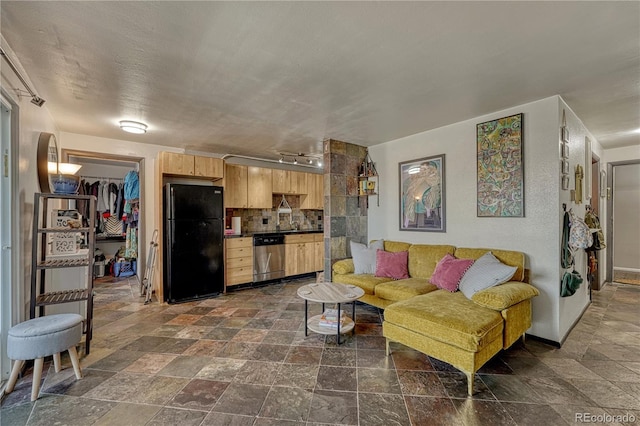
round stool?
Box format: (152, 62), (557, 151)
(6, 314), (83, 401)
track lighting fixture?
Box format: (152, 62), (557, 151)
(278, 152), (323, 168)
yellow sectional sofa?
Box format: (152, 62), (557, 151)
(332, 241), (539, 395)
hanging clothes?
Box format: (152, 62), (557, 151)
(584, 207), (606, 251)
(108, 183), (118, 215)
(115, 183), (125, 219)
(97, 181), (108, 213)
(124, 170), (139, 200)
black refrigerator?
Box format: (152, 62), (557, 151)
(164, 184), (224, 303)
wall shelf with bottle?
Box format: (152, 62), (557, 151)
(358, 150), (379, 207)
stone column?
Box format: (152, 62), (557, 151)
(323, 139), (368, 280)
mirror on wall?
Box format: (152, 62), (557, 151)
(36, 132), (58, 193)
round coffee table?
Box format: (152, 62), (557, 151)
(297, 282), (365, 344)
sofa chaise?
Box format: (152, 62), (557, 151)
(332, 241), (539, 395)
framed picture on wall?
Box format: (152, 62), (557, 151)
(562, 160), (569, 175)
(562, 175), (570, 191)
(476, 113), (524, 217)
(399, 154), (445, 232)
(562, 142), (569, 159)
(561, 126), (570, 143)
(600, 170), (607, 198)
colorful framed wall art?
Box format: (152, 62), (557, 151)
(476, 113), (524, 217)
(399, 154), (445, 232)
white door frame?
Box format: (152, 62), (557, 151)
(606, 159), (640, 283)
(0, 92), (18, 383)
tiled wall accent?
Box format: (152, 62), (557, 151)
(226, 194), (322, 233)
(323, 139), (368, 279)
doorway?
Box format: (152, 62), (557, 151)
(587, 154), (603, 291)
(606, 160), (640, 285)
(62, 149), (145, 281)
(0, 94), (16, 383)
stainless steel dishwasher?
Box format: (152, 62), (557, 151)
(253, 234), (285, 282)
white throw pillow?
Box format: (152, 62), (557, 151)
(458, 251), (517, 299)
(350, 239), (384, 274)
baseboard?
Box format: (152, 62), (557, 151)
(525, 333), (561, 348)
(614, 267), (640, 273)
(559, 301), (591, 347)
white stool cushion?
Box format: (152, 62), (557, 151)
(8, 314), (82, 360)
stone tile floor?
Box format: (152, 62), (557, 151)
(2, 277), (640, 425)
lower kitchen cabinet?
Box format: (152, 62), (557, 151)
(284, 234), (321, 276)
(314, 233), (324, 272)
(225, 237), (253, 288)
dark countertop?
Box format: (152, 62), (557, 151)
(225, 230), (323, 239)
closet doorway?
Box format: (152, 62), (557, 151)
(63, 150), (145, 282)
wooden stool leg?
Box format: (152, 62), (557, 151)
(5, 359), (24, 393)
(53, 352), (61, 373)
(31, 358), (44, 401)
(68, 345), (82, 379)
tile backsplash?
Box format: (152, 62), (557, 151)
(226, 195), (323, 233)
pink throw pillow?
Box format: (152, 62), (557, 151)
(375, 250), (409, 280)
(430, 253), (475, 292)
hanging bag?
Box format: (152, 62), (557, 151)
(561, 269), (583, 297)
(584, 210), (606, 251)
(561, 211), (573, 269)
(568, 211), (592, 250)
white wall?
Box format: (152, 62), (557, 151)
(604, 145), (640, 164)
(1, 38), (59, 323)
(369, 96), (596, 343)
(557, 98), (600, 340)
(613, 163), (640, 271)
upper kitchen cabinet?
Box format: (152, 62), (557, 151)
(194, 156), (224, 178)
(159, 152), (223, 179)
(224, 164), (248, 208)
(301, 173), (324, 210)
(247, 167), (272, 208)
(272, 170), (307, 195)
(160, 152), (194, 176)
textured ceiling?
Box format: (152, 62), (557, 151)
(1, 1), (638, 159)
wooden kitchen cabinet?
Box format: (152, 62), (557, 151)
(301, 173), (324, 210)
(290, 171), (307, 194)
(247, 167), (272, 208)
(314, 233), (324, 272)
(160, 152), (223, 179)
(161, 152), (195, 176)
(272, 170), (307, 195)
(194, 156), (224, 178)
(224, 164), (248, 208)
(284, 234), (320, 276)
(225, 237), (253, 287)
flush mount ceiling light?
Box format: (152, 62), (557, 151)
(119, 120), (148, 134)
